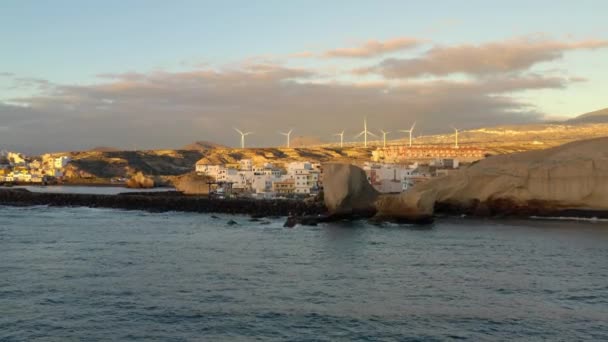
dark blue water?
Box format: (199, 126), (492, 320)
(1, 206), (607, 341)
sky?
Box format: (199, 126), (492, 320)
(1, 0), (608, 153)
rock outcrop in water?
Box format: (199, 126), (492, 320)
(324, 137), (608, 220)
(322, 163), (379, 218)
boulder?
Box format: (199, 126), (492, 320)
(322, 163), (379, 217)
(173, 173), (212, 195)
(374, 189), (435, 222)
(125, 172), (155, 189)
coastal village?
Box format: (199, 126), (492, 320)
(0, 144), (485, 199)
(0, 151), (71, 184)
(193, 148), (479, 198)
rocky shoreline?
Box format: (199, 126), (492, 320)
(1, 188), (606, 225)
(0, 188), (325, 217)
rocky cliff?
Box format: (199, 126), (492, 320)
(322, 163), (379, 217)
(416, 137), (608, 215)
(325, 137), (608, 220)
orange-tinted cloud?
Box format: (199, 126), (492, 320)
(324, 37), (422, 58)
(365, 37), (608, 77)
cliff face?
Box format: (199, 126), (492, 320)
(325, 137), (608, 221)
(322, 163), (379, 217)
(402, 137), (608, 215)
(422, 138), (608, 210)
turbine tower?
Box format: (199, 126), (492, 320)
(452, 126), (460, 148)
(354, 118), (376, 147)
(234, 128), (253, 149)
(379, 130), (390, 148)
(279, 129), (293, 148)
(399, 122), (416, 147)
(334, 130), (345, 148)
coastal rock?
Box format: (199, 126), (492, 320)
(125, 172), (155, 189)
(322, 138), (608, 221)
(374, 190), (435, 222)
(322, 163), (379, 217)
(407, 137), (608, 215)
(173, 173), (212, 195)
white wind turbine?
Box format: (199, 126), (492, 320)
(279, 129), (293, 148)
(234, 128), (253, 148)
(452, 126), (460, 148)
(379, 129), (390, 148)
(399, 122), (416, 147)
(354, 118), (377, 147)
(334, 130), (345, 148)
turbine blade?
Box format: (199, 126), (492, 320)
(354, 131), (365, 138)
(367, 131), (378, 137)
(234, 128), (243, 135)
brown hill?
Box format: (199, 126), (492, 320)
(566, 107), (608, 124)
(290, 136), (324, 148)
(181, 141), (227, 151)
(89, 146), (121, 152)
(54, 121), (608, 182)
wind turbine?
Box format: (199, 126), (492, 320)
(333, 130), (345, 148)
(379, 130), (390, 148)
(279, 129), (293, 148)
(354, 118), (377, 147)
(399, 122), (416, 147)
(234, 128), (253, 148)
(452, 126), (460, 148)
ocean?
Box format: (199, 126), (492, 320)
(1, 206), (607, 341)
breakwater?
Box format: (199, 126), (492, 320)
(0, 189), (325, 217)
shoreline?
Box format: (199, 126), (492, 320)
(1, 188), (607, 224)
(0, 188), (324, 217)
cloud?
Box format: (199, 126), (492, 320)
(1, 62), (575, 153)
(324, 37), (422, 58)
(363, 37), (608, 78)
(288, 51), (315, 58)
(0, 72), (15, 77)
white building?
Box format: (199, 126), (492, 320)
(363, 162), (422, 193)
(196, 164), (223, 176)
(7, 152), (26, 166)
(287, 161), (312, 173)
(252, 174), (281, 194)
(239, 159), (253, 171)
(53, 156), (71, 169)
(432, 158), (459, 169)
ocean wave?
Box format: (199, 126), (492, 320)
(530, 215), (608, 222)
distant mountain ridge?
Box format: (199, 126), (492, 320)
(181, 140), (227, 151)
(566, 107), (608, 124)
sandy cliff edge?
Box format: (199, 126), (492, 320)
(325, 137), (608, 220)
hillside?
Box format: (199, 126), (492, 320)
(566, 107), (608, 124)
(51, 122), (608, 181)
(58, 147), (375, 180)
(181, 141), (228, 150)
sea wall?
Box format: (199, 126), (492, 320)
(0, 189), (324, 217)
